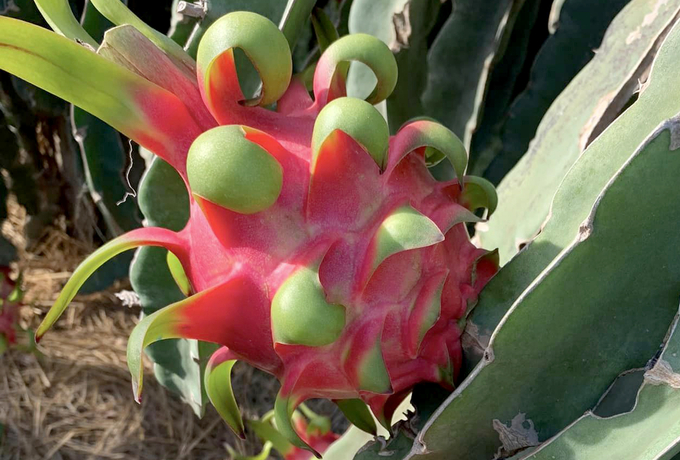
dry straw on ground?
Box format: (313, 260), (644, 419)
(0, 201), (285, 460)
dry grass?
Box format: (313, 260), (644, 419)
(0, 200), (288, 460)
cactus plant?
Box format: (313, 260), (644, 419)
(4, 0), (680, 459)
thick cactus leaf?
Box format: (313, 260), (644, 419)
(0, 17), (202, 176)
(35, 227), (186, 341)
(89, 0), (195, 75)
(204, 347), (244, 437)
(335, 399), (377, 436)
(408, 114), (680, 458)
(71, 106), (140, 237)
(592, 369), (645, 418)
(311, 7), (339, 52)
(478, 0), (680, 263)
(467, 0), (544, 176)
(197, 11), (291, 111)
(312, 97), (389, 169)
(515, 311), (680, 459)
(34, 0), (97, 47)
(347, 0), (442, 132)
(467, 1), (680, 366)
(73, 0), (140, 241)
(482, 0), (631, 185)
(313, 33), (398, 106)
(420, 0), (521, 148)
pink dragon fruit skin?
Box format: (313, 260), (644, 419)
(0, 267), (20, 350)
(8, 10), (499, 455)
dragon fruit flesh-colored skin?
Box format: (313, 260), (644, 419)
(1, 7), (498, 455)
(0, 267), (21, 353)
(230, 406), (340, 460)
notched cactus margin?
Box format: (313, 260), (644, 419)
(478, 0), (680, 263)
(517, 304), (680, 459)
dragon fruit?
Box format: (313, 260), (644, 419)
(229, 406), (340, 460)
(0, 267), (23, 354)
(0, 7), (498, 455)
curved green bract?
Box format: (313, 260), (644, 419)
(90, 0), (195, 74)
(316, 33), (397, 105)
(187, 126), (283, 214)
(462, 176), (498, 215)
(205, 352), (244, 437)
(275, 392), (320, 458)
(335, 399), (378, 435)
(34, 0), (98, 47)
(127, 300), (189, 402)
(369, 205), (444, 278)
(312, 97), (389, 170)
(355, 338), (391, 396)
(197, 11), (292, 106)
(35, 228), (182, 341)
(271, 266), (346, 347)
(166, 251), (191, 296)
(392, 119), (468, 184)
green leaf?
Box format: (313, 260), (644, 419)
(421, 0), (523, 148)
(482, 0), (632, 184)
(478, 0), (676, 263)
(347, 0), (442, 132)
(71, 107), (140, 237)
(0, 15), (199, 173)
(34, 0), (98, 47)
(467, 0), (544, 176)
(467, 0), (680, 362)
(518, 308), (680, 460)
(410, 105), (680, 458)
(72, 0), (140, 242)
(89, 0), (195, 74)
